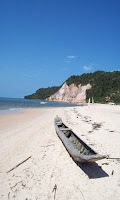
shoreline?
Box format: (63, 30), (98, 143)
(0, 102), (119, 115)
(0, 105), (120, 199)
(0, 108), (24, 116)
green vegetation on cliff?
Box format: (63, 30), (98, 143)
(24, 86), (60, 100)
(24, 71), (120, 103)
(66, 71), (120, 103)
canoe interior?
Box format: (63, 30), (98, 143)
(57, 123), (97, 156)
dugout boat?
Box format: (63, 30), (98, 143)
(54, 116), (106, 162)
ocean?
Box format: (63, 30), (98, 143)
(0, 97), (77, 115)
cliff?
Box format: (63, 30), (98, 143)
(47, 82), (91, 103)
(24, 71), (120, 103)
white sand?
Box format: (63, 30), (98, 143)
(0, 104), (120, 200)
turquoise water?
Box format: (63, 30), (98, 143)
(0, 97), (77, 111)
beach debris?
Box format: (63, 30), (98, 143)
(42, 154), (46, 160)
(109, 130), (114, 132)
(22, 183), (26, 188)
(73, 184), (85, 200)
(40, 144), (55, 147)
(88, 130), (93, 133)
(92, 122), (102, 130)
(8, 192), (10, 199)
(52, 184), (57, 200)
(89, 143), (95, 146)
(7, 156), (31, 173)
(88, 122), (102, 133)
(106, 156), (120, 160)
(10, 181), (22, 191)
(102, 162), (108, 165)
(111, 170), (114, 175)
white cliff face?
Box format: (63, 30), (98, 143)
(47, 82), (92, 103)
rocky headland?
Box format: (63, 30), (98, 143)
(24, 71), (120, 103)
(46, 82), (91, 103)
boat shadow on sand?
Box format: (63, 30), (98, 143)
(73, 159), (109, 179)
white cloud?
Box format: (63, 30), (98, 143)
(64, 60), (71, 63)
(64, 55), (76, 63)
(83, 66), (91, 71)
(67, 55), (76, 59)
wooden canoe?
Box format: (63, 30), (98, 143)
(54, 116), (106, 162)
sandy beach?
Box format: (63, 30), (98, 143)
(0, 104), (120, 200)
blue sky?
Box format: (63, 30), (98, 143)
(0, 0), (120, 98)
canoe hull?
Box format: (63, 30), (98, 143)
(54, 117), (106, 163)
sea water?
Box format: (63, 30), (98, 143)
(0, 97), (77, 115)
